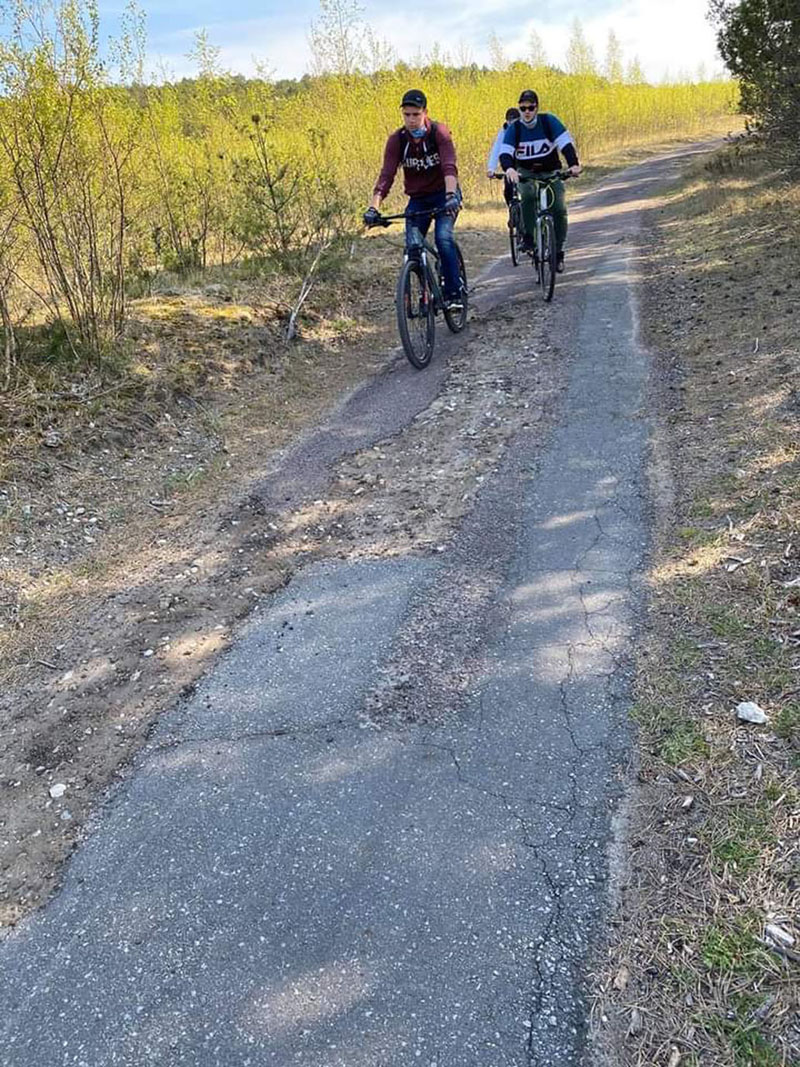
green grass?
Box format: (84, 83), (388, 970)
(774, 703), (800, 744)
(688, 499), (715, 519)
(671, 634), (701, 670)
(661, 719), (709, 765)
(710, 805), (772, 876)
(706, 607), (749, 640)
(163, 466), (210, 495)
(608, 138), (800, 1067)
(727, 1028), (782, 1067)
(700, 916), (770, 977)
(676, 525), (718, 546)
(704, 1002), (783, 1067)
(750, 635), (783, 662)
(631, 700), (709, 765)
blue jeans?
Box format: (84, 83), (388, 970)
(405, 190), (461, 300)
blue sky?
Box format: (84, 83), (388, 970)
(99, 0), (725, 82)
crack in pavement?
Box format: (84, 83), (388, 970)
(413, 737), (581, 1066)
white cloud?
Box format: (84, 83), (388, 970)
(503, 0), (724, 80)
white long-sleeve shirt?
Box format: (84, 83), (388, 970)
(486, 127), (506, 173)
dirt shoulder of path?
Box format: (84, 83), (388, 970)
(595, 139), (800, 1066)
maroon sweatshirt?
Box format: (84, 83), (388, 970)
(373, 119), (459, 199)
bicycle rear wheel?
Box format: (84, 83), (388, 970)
(443, 244), (468, 334)
(540, 215), (557, 302)
(508, 201), (520, 267)
(396, 259), (435, 369)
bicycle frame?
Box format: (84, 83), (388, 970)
(378, 208), (450, 313)
(519, 173), (562, 266)
(407, 233), (445, 312)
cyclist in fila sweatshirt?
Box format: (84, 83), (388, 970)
(499, 89), (582, 271)
(363, 88), (464, 309)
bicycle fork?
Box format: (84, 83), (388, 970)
(405, 247), (443, 315)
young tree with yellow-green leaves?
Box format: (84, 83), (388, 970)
(566, 19), (598, 77)
(0, 0), (142, 358)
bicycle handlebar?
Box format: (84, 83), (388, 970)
(365, 206), (453, 229)
(490, 170), (575, 182)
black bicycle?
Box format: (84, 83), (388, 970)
(491, 174), (522, 267)
(366, 208), (468, 370)
(494, 171), (573, 301)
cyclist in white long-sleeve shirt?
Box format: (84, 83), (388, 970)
(486, 107), (520, 206)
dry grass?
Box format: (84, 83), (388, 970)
(595, 140), (800, 1066)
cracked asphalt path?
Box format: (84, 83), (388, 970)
(0, 144), (713, 1066)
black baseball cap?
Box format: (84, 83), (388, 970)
(518, 89), (539, 105)
(401, 89), (427, 109)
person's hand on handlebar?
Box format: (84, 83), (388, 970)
(568, 164), (582, 177)
(505, 168), (520, 184)
(444, 192), (461, 218)
(363, 206), (382, 227)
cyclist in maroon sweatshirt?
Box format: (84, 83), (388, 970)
(363, 89), (464, 310)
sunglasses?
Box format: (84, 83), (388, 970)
(519, 104), (537, 112)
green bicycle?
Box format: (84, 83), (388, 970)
(517, 171), (574, 302)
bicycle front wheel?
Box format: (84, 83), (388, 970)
(396, 259), (435, 369)
(540, 215), (557, 302)
(443, 244), (468, 334)
(509, 202), (520, 268)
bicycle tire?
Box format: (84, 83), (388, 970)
(509, 202), (520, 268)
(540, 215), (557, 302)
(396, 259), (435, 369)
(443, 244), (468, 334)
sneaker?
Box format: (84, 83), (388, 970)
(444, 295), (464, 313)
(556, 251), (565, 273)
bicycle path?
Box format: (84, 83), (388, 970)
(0, 143), (714, 1066)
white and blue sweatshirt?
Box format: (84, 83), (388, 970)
(499, 114), (579, 173)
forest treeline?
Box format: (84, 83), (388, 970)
(0, 0), (737, 377)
